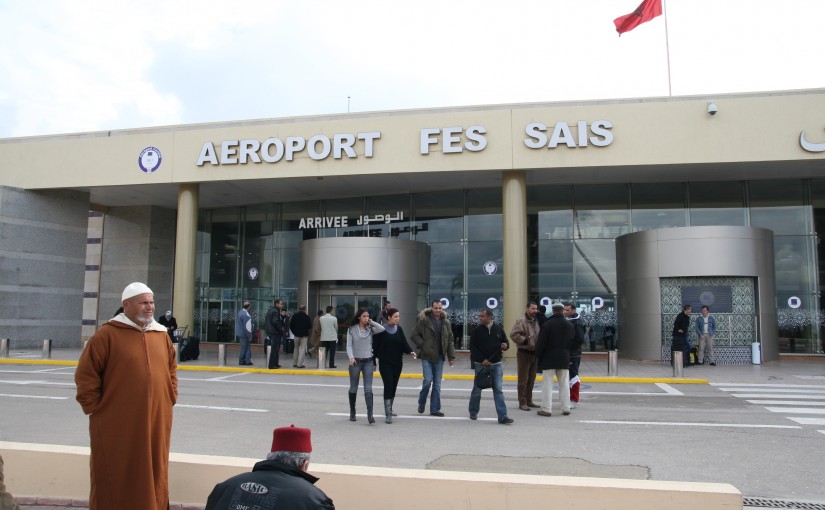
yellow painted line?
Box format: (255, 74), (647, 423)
(0, 359), (77, 367)
(0, 359), (707, 384)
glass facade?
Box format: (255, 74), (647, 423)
(194, 179), (825, 354)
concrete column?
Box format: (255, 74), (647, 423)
(502, 171), (528, 358)
(173, 184), (199, 338)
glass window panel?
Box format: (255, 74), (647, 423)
(428, 242), (464, 297)
(320, 197), (364, 238)
(630, 183), (686, 231)
(413, 190), (465, 242)
(573, 184), (629, 239)
(208, 207), (240, 288)
(689, 181), (746, 226)
(282, 201), (321, 242)
(749, 180), (809, 235)
(468, 188), (502, 241)
(530, 185), (573, 240)
(366, 193), (411, 239)
(537, 239), (574, 295)
(572, 239), (617, 296)
(466, 241), (503, 294)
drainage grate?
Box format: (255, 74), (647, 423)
(744, 497), (825, 510)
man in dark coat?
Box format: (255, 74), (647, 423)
(534, 303), (573, 417)
(468, 308), (512, 424)
(290, 305), (313, 368)
(265, 299), (285, 369)
(206, 425), (334, 510)
(672, 304), (692, 367)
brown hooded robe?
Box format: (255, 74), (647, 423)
(76, 319), (178, 510)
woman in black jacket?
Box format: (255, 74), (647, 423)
(372, 308), (416, 423)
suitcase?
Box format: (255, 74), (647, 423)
(284, 338), (294, 354)
(179, 337), (200, 361)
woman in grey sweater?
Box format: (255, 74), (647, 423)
(346, 308), (385, 424)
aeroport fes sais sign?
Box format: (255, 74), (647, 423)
(195, 120), (614, 166)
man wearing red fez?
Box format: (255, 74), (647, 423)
(205, 425), (334, 509)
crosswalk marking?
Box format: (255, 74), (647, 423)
(714, 382), (825, 433)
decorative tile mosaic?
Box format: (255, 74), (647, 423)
(660, 276), (756, 365)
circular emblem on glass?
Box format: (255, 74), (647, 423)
(138, 146), (162, 173)
(440, 298), (450, 309)
(788, 296), (802, 309)
(592, 297), (604, 309)
(486, 297), (499, 309)
(482, 261), (498, 275)
(540, 297), (552, 307)
(247, 267), (259, 280)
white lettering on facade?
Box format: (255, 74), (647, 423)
(523, 120), (613, 149)
(196, 132), (382, 166)
(420, 126), (489, 155)
(298, 216), (350, 229)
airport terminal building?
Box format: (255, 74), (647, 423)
(2, 89), (825, 362)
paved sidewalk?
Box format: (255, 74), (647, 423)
(2, 345), (823, 385)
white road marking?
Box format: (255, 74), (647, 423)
(746, 400), (825, 406)
(655, 383), (684, 395)
(795, 375), (825, 380)
(206, 373), (248, 381)
(326, 412), (497, 421)
(819, 430), (825, 435)
(0, 393), (69, 400)
(582, 420), (801, 429)
(766, 407), (825, 415)
(719, 387), (825, 394)
(176, 404), (267, 413)
(711, 383), (825, 388)
(32, 367), (75, 373)
(731, 394), (825, 400)
(0, 379), (75, 386)
(787, 417), (825, 426)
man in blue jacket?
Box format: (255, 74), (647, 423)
(695, 305), (717, 366)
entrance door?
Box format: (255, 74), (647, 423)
(312, 281), (387, 351)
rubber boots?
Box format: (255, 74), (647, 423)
(348, 391), (357, 421)
(365, 392), (375, 424)
(384, 398), (393, 424)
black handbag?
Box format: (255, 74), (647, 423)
(474, 364), (493, 389)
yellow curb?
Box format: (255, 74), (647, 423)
(0, 359), (707, 384)
(0, 359), (77, 366)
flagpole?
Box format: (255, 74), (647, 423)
(663, 0), (673, 96)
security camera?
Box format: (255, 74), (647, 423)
(707, 102), (717, 116)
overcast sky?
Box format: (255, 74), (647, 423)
(1, 0), (823, 139)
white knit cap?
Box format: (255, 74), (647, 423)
(122, 282), (153, 302)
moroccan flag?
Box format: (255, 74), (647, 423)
(614, 0), (662, 35)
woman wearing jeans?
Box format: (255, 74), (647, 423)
(346, 308), (385, 424)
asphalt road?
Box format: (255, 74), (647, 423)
(1, 364), (824, 504)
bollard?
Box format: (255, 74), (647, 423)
(42, 339), (52, 359)
(608, 349), (618, 376)
(317, 347), (326, 370)
(1, 338), (9, 358)
(672, 351), (684, 377)
(266, 345), (271, 367)
(218, 343), (226, 366)
(173, 343), (179, 364)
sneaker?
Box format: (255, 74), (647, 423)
(537, 410), (552, 417)
(470, 414), (477, 420)
(417, 405), (425, 414)
(498, 417), (514, 424)
(430, 411), (445, 417)
(709, 362), (716, 366)
(570, 402), (579, 409)
(562, 410), (571, 416)
(527, 402), (540, 408)
(519, 404), (530, 411)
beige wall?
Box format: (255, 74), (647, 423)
(2, 89), (823, 190)
(1, 442), (742, 510)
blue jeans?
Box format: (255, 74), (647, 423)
(419, 359), (444, 412)
(238, 336), (251, 364)
(348, 359), (374, 393)
(469, 362), (508, 421)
